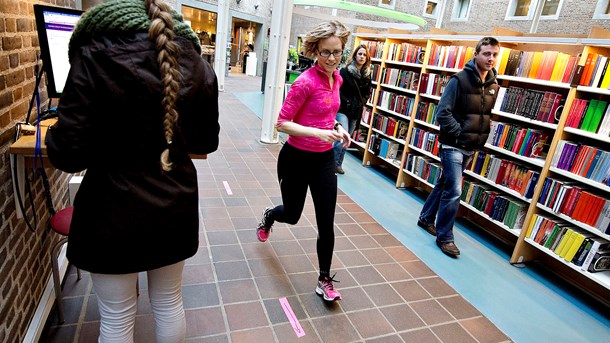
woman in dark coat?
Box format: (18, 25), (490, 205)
(333, 44), (372, 174)
(45, 0), (219, 341)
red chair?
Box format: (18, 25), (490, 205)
(49, 206), (80, 324)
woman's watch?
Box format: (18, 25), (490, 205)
(334, 122), (342, 131)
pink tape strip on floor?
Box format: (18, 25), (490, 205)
(222, 181), (233, 195)
(279, 297), (305, 338)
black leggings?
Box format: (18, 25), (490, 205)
(271, 143), (337, 275)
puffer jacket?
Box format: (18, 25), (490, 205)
(436, 58), (499, 150)
(46, 32), (220, 274)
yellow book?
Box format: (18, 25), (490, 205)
(464, 47), (475, 64)
(497, 47), (511, 75)
(556, 229), (576, 257)
(564, 232), (586, 262)
(528, 52), (544, 79)
(470, 151), (479, 171)
(480, 154), (491, 177)
(525, 214), (539, 237)
(600, 65), (610, 89)
(465, 183), (475, 203)
(550, 53), (569, 82)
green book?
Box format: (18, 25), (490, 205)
(579, 99), (599, 131)
(587, 100), (607, 133)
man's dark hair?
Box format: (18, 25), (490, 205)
(475, 37), (500, 53)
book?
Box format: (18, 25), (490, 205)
(586, 251), (610, 273)
(581, 238), (610, 272)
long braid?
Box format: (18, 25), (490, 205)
(146, 0), (181, 171)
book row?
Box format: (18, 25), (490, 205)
(379, 67), (420, 91)
(468, 152), (539, 199)
(362, 40), (384, 60)
(368, 133), (402, 163)
(494, 86), (563, 124)
(495, 48), (578, 83)
(371, 114), (409, 140)
(418, 73), (451, 97)
(538, 178), (610, 232)
(386, 42), (424, 64)
(409, 127), (439, 157)
(461, 180), (528, 230)
(414, 100), (438, 126)
(564, 98), (610, 136)
(552, 141), (610, 185)
(377, 90), (416, 118)
(578, 52), (610, 89)
(405, 154), (442, 185)
(488, 122), (549, 158)
(525, 215), (610, 273)
(427, 44), (475, 70)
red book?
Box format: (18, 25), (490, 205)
(561, 55), (578, 83)
(562, 187), (582, 216)
(586, 195), (605, 226)
(580, 53), (597, 86)
(573, 192), (592, 223)
(565, 99), (582, 128)
(534, 218), (553, 243)
(579, 147), (599, 177)
(558, 187), (574, 214)
(547, 94), (563, 123)
(495, 159), (508, 184)
(569, 145), (589, 174)
(535, 92), (552, 121)
(484, 192), (498, 215)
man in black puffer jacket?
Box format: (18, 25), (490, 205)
(418, 37), (500, 257)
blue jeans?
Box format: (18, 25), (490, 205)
(419, 147), (473, 243)
(333, 112), (357, 168)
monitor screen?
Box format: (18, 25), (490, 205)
(33, 5), (83, 98)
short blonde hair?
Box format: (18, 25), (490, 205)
(301, 21), (350, 58)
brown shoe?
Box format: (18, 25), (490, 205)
(417, 220), (436, 236)
(336, 167), (345, 174)
(436, 241), (460, 257)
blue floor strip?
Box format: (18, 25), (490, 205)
(235, 90), (610, 343)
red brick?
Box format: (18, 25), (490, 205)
(10, 101), (28, 120)
(6, 69), (25, 87)
(9, 53), (19, 68)
(20, 50), (36, 64)
(2, 36), (22, 50)
(5, 18), (16, 33)
(0, 56), (9, 72)
(12, 87), (22, 101)
(0, 1), (20, 15)
(0, 75), (5, 91)
(16, 18), (32, 32)
(0, 92), (13, 109)
(0, 18), (5, 33)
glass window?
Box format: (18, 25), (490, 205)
(593, 0), (610, 19)
(513, 0), (532, 17)
(424, 0), (440, 18)
(541, 0), (560, 16)
(453, 0), (471, 19)
(378, 0), (396, 9)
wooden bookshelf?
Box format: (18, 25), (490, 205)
(352, 28), (610, 307)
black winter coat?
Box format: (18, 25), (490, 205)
(46, 32), (220, 274)
(338, 66), (372, 120)
(436, 59), (499, 150)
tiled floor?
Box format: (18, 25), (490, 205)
(39, 71), (511, 342)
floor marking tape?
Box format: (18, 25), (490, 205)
(279, 297), (305, 338)
(222, 181), (232, 195)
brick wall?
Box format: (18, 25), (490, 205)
(0, 1), (75, 342)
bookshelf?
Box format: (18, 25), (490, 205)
(351, 28), (610, 306)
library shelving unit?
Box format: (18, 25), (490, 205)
(351, 27), (610, 306)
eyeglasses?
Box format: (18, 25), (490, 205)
(318, 50), (343, 58)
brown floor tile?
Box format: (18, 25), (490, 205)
(374, 263), (412, 282)
(380, 303), (426, 331)
(400, 261), (437, 278)
(417, 277), (458, 298)
(334, 236), (357, 251)
(287, 272), (319, 294)
(248, 257), (285, 276)
(271, 240), (305, 256)
(337, 223), (367, 236)
(299, 292), (344, 318)
(410, 300), (455, 326)
(361, 248), (395, 264)
(185, 334), (230, 343)
(210, 244), (245, 262)
(214, 261), (252, 281)
(365, 334), (404, 343)
(337, 286), (375, 312)
(290, 226), (318, 239)
(78, 322), (100, 343)
(182, 283), (220, 309)
(347, 308), (395, 338)
(201, 207), (230, 220)
(431, 322), (477, 343)
(348, 265), (386, 285)
(187, 247), (211, 265)
(203, 217), (234, 232)
(185, 307), (226, 337)
(336, 250), (369, 267)
(242, 242), (276, 260)
(207, 231), (238, 245)
(461, 317), (512, 343)
(263, 296), (307, 324)
(360, 222), (388, 234)
(311, 313), (360, 342)
(134, 315), (156, 342)
(273, 321), (322, 343)
(335, 212), (357, 224)
(225, 301), (268, 330)
(338, 202), (364, 213)
(278, 254), (316, 274)
(392, 280), (432, 302)
(219, 279), (260, 303)
(255, 275), (295, 299)
(298, 238), (318, 254)
(372, 233), (403, 247)
(183, 264), (216, 285)
(235, 228), (260, 244)
(363, 283), (404, 307)
(350, 235), (381, 249)
(385, 246), (418, 262)
(230, 327), (275, 343)
(436, 296), (481, 320)
(400, 328), (441, 343)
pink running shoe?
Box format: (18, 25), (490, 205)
(256, 207), (274, 242)
(315, 274), (342, 301)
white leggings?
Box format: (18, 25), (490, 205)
(90, 261), (186, 343)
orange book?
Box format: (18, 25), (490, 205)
(580, 53), (598, 86)
(579, 147), (599, 176)
(586, 196), (605, 226)
(535, 218), (553, 243)
(573, 192), (591, 223)
(529, 52), (544, 79)
(519, 171), (533, 195)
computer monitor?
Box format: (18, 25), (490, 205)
(33, 4), (83, 98)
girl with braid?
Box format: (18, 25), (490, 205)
(46, 0), (219, 341)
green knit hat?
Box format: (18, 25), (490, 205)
(69, 0), (200, 56)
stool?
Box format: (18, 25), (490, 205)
(49, 206), (80, 324)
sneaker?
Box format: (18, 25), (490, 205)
(336, 167), (345, 174)
(417, 220), (436, 236)
(256, 207), (274, 242)
(315, 274), (342, 301)
(436, 241), (460, 257)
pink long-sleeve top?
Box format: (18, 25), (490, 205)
(276, 63), (343, 152)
